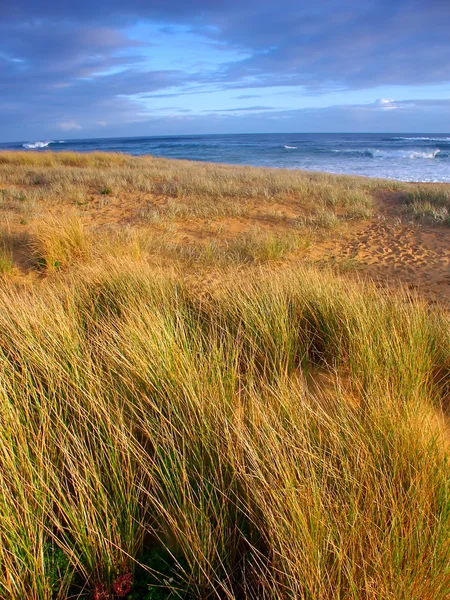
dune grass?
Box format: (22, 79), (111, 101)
(401, 184), (450, 225)
(0, 261), (448, 600)
(0, 151), (379, 278)
(31, 212), (90, 270)
(0, 152), (448, 599)
(0, 151), (374, 220)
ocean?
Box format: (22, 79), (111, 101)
(2, 133), (450, 182)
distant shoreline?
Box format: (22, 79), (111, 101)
(2, 147), (450, 186)
(1, 132), (450, 182)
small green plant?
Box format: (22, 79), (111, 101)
(101, 186), (113, 195)
(0, 243), (13, 274)
(44, 542), (70, 594)
(335, 256), (361, 272)
(296, 210), (340, 230)
(131, 549), (191, 600)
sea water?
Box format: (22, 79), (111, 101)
(3, 133), (450, 182)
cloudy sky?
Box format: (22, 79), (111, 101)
(1, 0), (450, 141)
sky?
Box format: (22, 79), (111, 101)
(1, 0), (450, 141)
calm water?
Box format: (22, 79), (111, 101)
(2, 133), (450, 182)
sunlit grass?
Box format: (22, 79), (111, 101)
(0, 152), (448, 599)
(31, 212), (90, 270)
(0, 263), (448, 599)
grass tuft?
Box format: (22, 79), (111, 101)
(31, 212), (90, 270)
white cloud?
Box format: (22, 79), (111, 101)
(374, 98), (397, 110)
(58, 120), (82, 131)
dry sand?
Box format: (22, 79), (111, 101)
(305, 193), (450, 305)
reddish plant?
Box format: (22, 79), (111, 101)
(112, 572), (133, 597)
(92, 582), (110, 600)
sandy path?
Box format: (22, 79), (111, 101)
(314, 210), (450, 304)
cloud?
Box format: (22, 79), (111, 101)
(1, 1), (450, 139)
(3, 1), (450, 93)
(84, 97), (450, 136)
(204, 105), (278, 112)
(58, 121), (82, 131)
(374, 98), (397, 111)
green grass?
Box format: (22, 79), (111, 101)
(406, 200), (450, 226)
(296, 209), (341, 230)
(401, 184), (450, 225)
(0, 244), (13, 274)
(0, 262), (448, 599)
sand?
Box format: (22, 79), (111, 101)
(304, 193), (450, 305)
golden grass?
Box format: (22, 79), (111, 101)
(0, 262), (448, 599)
(0, 151), (379, 278)
(0, 150), (376, 208)
(31, 212), (90, 270)
(0, 152), (448, 599)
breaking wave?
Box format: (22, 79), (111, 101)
(22, 140), (67, 149)
(371, 149), (444, 159)
(333, 148), (446, 159)
(22, 141), (53, 149)
(283, 145), (298, 149)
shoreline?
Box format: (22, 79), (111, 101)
(2, 130), (450, 183)
(2, 148), (450, 185)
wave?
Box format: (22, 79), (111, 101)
(22, 141), (53, 149)
(389, 136), (450, 142)
(22, 140), (68, 149)
(331, 149), (373, 157)
(333, 148), (447, 159)
(283, 145), (298, 149)
(372, 149), (444, 159)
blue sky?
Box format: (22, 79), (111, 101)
(1, 0), (450, 141)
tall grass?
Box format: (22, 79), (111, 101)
(0, 151), (448, 599)
(0, 262), (448, 599)
(402, 184), (450, 225)
(0, 151), (380, 277)
(31, 212), (89, 270)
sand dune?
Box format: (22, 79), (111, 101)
(306, 196), (450, 305)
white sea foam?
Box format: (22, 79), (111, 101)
(22, 141), (53, 149)
(332, 148), (444, 159)
(371, 148), (442, 159)
(391, 136), (450, 142)
(283, 145), (297, 149)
